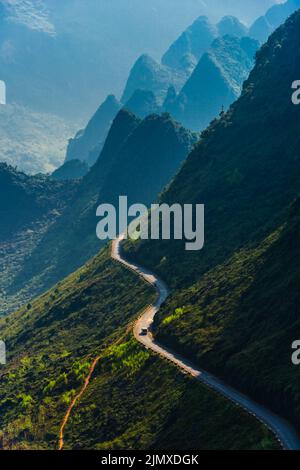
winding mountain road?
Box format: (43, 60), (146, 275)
(112, 234), (300, 451)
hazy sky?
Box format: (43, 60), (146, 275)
(0, 0), (282, 119)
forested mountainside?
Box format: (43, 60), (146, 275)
(0, 163), (76, 241)
(0, 111), (195, 314)
(153, 197), (300, 430)
(125, 10), (300, 428)
(51, 160), (89, 181)
(0, 246), (278, 450)
(0, 163), (77, 314)
(0, 0), (293, 452)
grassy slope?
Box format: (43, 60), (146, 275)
(65, 338), (277, 451)
(123, 11), (300, 433)
(0, 247), (278, 450)
(153, 200), (300, 429)
(0, 248), (155, 449)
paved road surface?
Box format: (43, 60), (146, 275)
(112, 235), (300, 450)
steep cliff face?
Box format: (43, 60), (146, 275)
(120, 14), (255, 132)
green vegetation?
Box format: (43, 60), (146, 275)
(0, 110), (195, 316)
(107, 338), (151, 376)
(125, 10), (300, 434)
(0, 163), (78, 314)
(0, 244), (278, 450)
(1, 3), (299, 452)
(64, 338), (278, 450)
(126, 11), (300, 289)
(0, 248), (155, 449)
(154, 201), (300, 429)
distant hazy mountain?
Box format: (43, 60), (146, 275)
(128, 7), (300, 315)
(0, 0), (291, 451)
(249, 0), (300, 42)
(166, 35), (259, 131)
(162, 15), (247, 74)
(162, 16), (218, 73)
(121, 54), (186, 105)
(68, 11), (256, 168)
(123, 15), (250, 109)
(125, 90), (160, 119)
(65, 95), (121, 166)
(0, 0), (279, 120)
(0, 0), (279, 173)
(217, 15), (248, 37)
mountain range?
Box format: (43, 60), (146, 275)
(66, 13), (257, 166)
(126, 7), (300, 433)
(123, 15), (250, 104)
(1, 0), (278, 119)
(165, 35), (259, 131)
(1, 5), (299, 450)
(0, 0), (299, 452)
(0, 0), (282, 173)
(0, 110), (195, 315)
